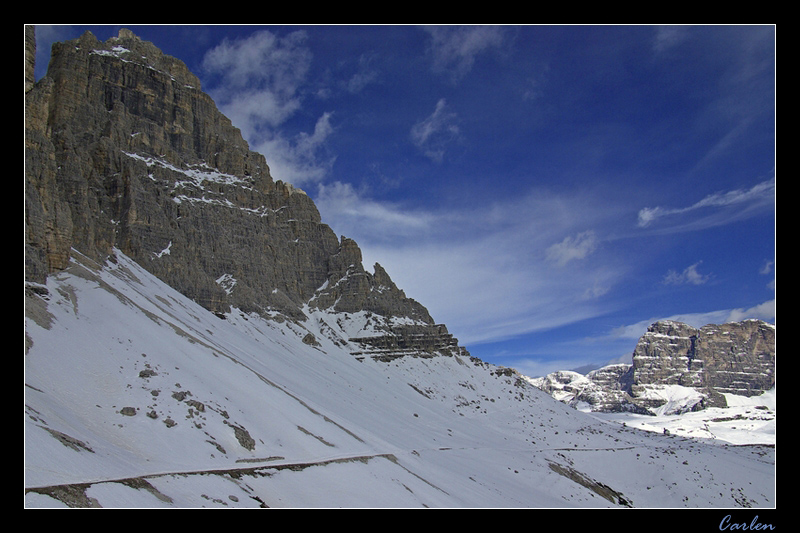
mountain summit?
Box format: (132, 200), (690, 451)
(24, 28), (775, 509)
(25, 28), (436, 328)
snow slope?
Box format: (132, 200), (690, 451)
(588, 388), (776, 446)
(528, 373), (776, 446)
(24, 251), (776, 508)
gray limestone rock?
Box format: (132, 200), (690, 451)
(349, 323), (468, 361)
(630, 319), (775, 407)
(25, 27), (462, 358)
(531, 319), (775, 414)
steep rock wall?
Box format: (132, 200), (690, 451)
(24, 28), (443, 343)
(630, 319), (775, 406)
(532, 319), (775, 413)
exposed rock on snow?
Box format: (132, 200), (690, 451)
(528, 320), (776, 446)
(24, 252), (776, 507)
(631, 320), (775, 405)
(24, 27), (776, 508)
(531, 319), (774, 416)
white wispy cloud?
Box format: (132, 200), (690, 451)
(201, 29), (335, 186)
(252, 112), (337, 186)
(345, 53), (380, 94)
(410, 98), (461, 162)
(202, 29), (311, 131)
(663, 261), (711, 286)
(637, 177), (775, 230)
(422, 25), (506, 81)
(317, 170), (774, 348)
(545, 230), (599, 266)
(315, 183), (628, 345)
(314, 181), (436, 240)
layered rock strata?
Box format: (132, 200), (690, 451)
(349, 324), (469, 362)
(25, 27), (465, 359)
(531, 319), (775, 414)
(629, 319), (775, 409)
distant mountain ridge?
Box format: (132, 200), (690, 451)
(530, 319), (776, 415)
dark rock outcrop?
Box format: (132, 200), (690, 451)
(25, 27), (464, 358)
(349, 323), (469, 362)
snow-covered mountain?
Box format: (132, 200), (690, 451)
(527, 370), (775, 446)
(528, 318), (776, 448)
(24, 250), (776, 508)
(24, 27), (776, 509)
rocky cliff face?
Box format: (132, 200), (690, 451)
(629, 319), (775, 409)
(531, 319), (775, 414)
(25, 27), (463, 359)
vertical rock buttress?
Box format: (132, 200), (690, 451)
(25, 27), (466, 359)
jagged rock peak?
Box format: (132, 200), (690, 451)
(80, 28), (202, 90)
(40, 28), (270, 183)
(309, 236), (434, 324)
(25, 26), (450, 356)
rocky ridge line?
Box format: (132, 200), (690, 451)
(531, 319), (775, 414)
(24, 27), (465, 360)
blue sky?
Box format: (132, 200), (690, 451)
(33, 25), (776, 376)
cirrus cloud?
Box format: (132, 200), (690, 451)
(637, 177), (775, 230)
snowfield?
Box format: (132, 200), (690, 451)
(24, 251), (776, 508)
(528, 372), (775, 447)
(588, 388), (775, 446)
